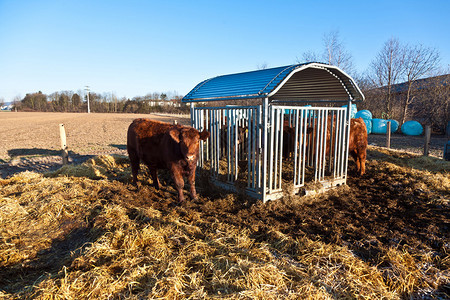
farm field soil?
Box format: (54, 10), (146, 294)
(0, 112), (190, 178)
(0, 149), (449, 299)
(0, 112), (190, 160)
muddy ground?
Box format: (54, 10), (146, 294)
(127, 149), (450, 297)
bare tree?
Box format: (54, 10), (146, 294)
(399, 44), (440, 123)
(257, 62), (269, 70)
(299, 50), (319, 63)
(299, 30), (354, 75)
(322, 30), (354, 74)
(0, 97), (4, 108)
(368, 37), (405, 118)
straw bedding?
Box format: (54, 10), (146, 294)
(0, 148), (448, 299)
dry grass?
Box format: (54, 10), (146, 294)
(0, 150), (449, 299)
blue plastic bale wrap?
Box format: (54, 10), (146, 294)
(372, 119), (388, 134)
(362, 119), (372, 134)
(355, 110), (372, 120)
(302, 105), (312, 118)
(387, 119), (399, 133)
(342, 104), (357, 118)
(284, 105), (312, 117)
(401, 121), (423, 136)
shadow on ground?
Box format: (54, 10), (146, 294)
(110, 144), (127, 150)
(1, 148), (95, 179)
(8, 148), (63, 157)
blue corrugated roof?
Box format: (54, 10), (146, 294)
(182, 62), (364, 102)
(183, 64), (305, 102)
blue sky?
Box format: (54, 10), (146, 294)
(0, 0), (449, 102)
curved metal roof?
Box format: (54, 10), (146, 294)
(182, 62), (364, 103)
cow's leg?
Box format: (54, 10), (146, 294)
(187, 167), (197, 200)
(128, 151), (140, 184)
(149, 167), (160, 189)
(358, 152), (366, 176)
(170, 166), (185, 203)
(351, 151), (366, 176)
(350, 152), (361, 175)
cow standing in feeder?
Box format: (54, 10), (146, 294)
(284, 116), (368, 175)
(127, 119), (210, 203)
(347, 118), (368, 175)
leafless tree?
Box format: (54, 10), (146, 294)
(298, 30), (354, 75)
(299, 50), (319, 63)
(368, 37), (405, 118)
(257, 62), (269, 70)
(399, 44), (440, 124)
(322, 30), (354, 74)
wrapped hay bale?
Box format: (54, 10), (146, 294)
(355, 109), (372, 120)
(387, 119), (399, 133)
(372, 119), (388, 134)
(342, 104), (357, 118)
(401, 120), (423, 136)
(363, 119), (372, 134)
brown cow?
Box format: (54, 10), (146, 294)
(310, 117), (367, 175)
(348, 118), (368, 176)
(286, 116), (367, 175)
(127, 119), (210, 202)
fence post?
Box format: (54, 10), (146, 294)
(59, 124), (69, 165)
(386, 121), (391, 149)
(261, 97), (269, 203)
(424, 125), (431, 156)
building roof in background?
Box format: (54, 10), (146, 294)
(391, 74), (450, 94)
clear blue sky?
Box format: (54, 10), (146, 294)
(1, 0), (449, 102)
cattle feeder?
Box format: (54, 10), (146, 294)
(182, 62), (365, 202)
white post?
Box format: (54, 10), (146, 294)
(190, 103), (195, 127)
(59, 124), (68, 165)
(85, 86), (91, 114)
(262, 97), (269, 202)
(344, 99), (352, 183)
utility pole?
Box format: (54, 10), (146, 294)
(85, 86), (91, 113)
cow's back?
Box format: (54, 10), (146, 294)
(349, 118), (368, 175)
(127, 118), (178, 168)
(349, 118), (368, 153)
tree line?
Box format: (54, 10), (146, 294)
(13, 91), (190, 114)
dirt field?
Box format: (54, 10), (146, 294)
(0, 112), (190, 159)
(0, 112), (190, 178)
(0, 112), (449, 299)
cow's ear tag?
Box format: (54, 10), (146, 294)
(169, 129), (180, 143)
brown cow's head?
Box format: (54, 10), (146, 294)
(170, 127), (210, 162)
